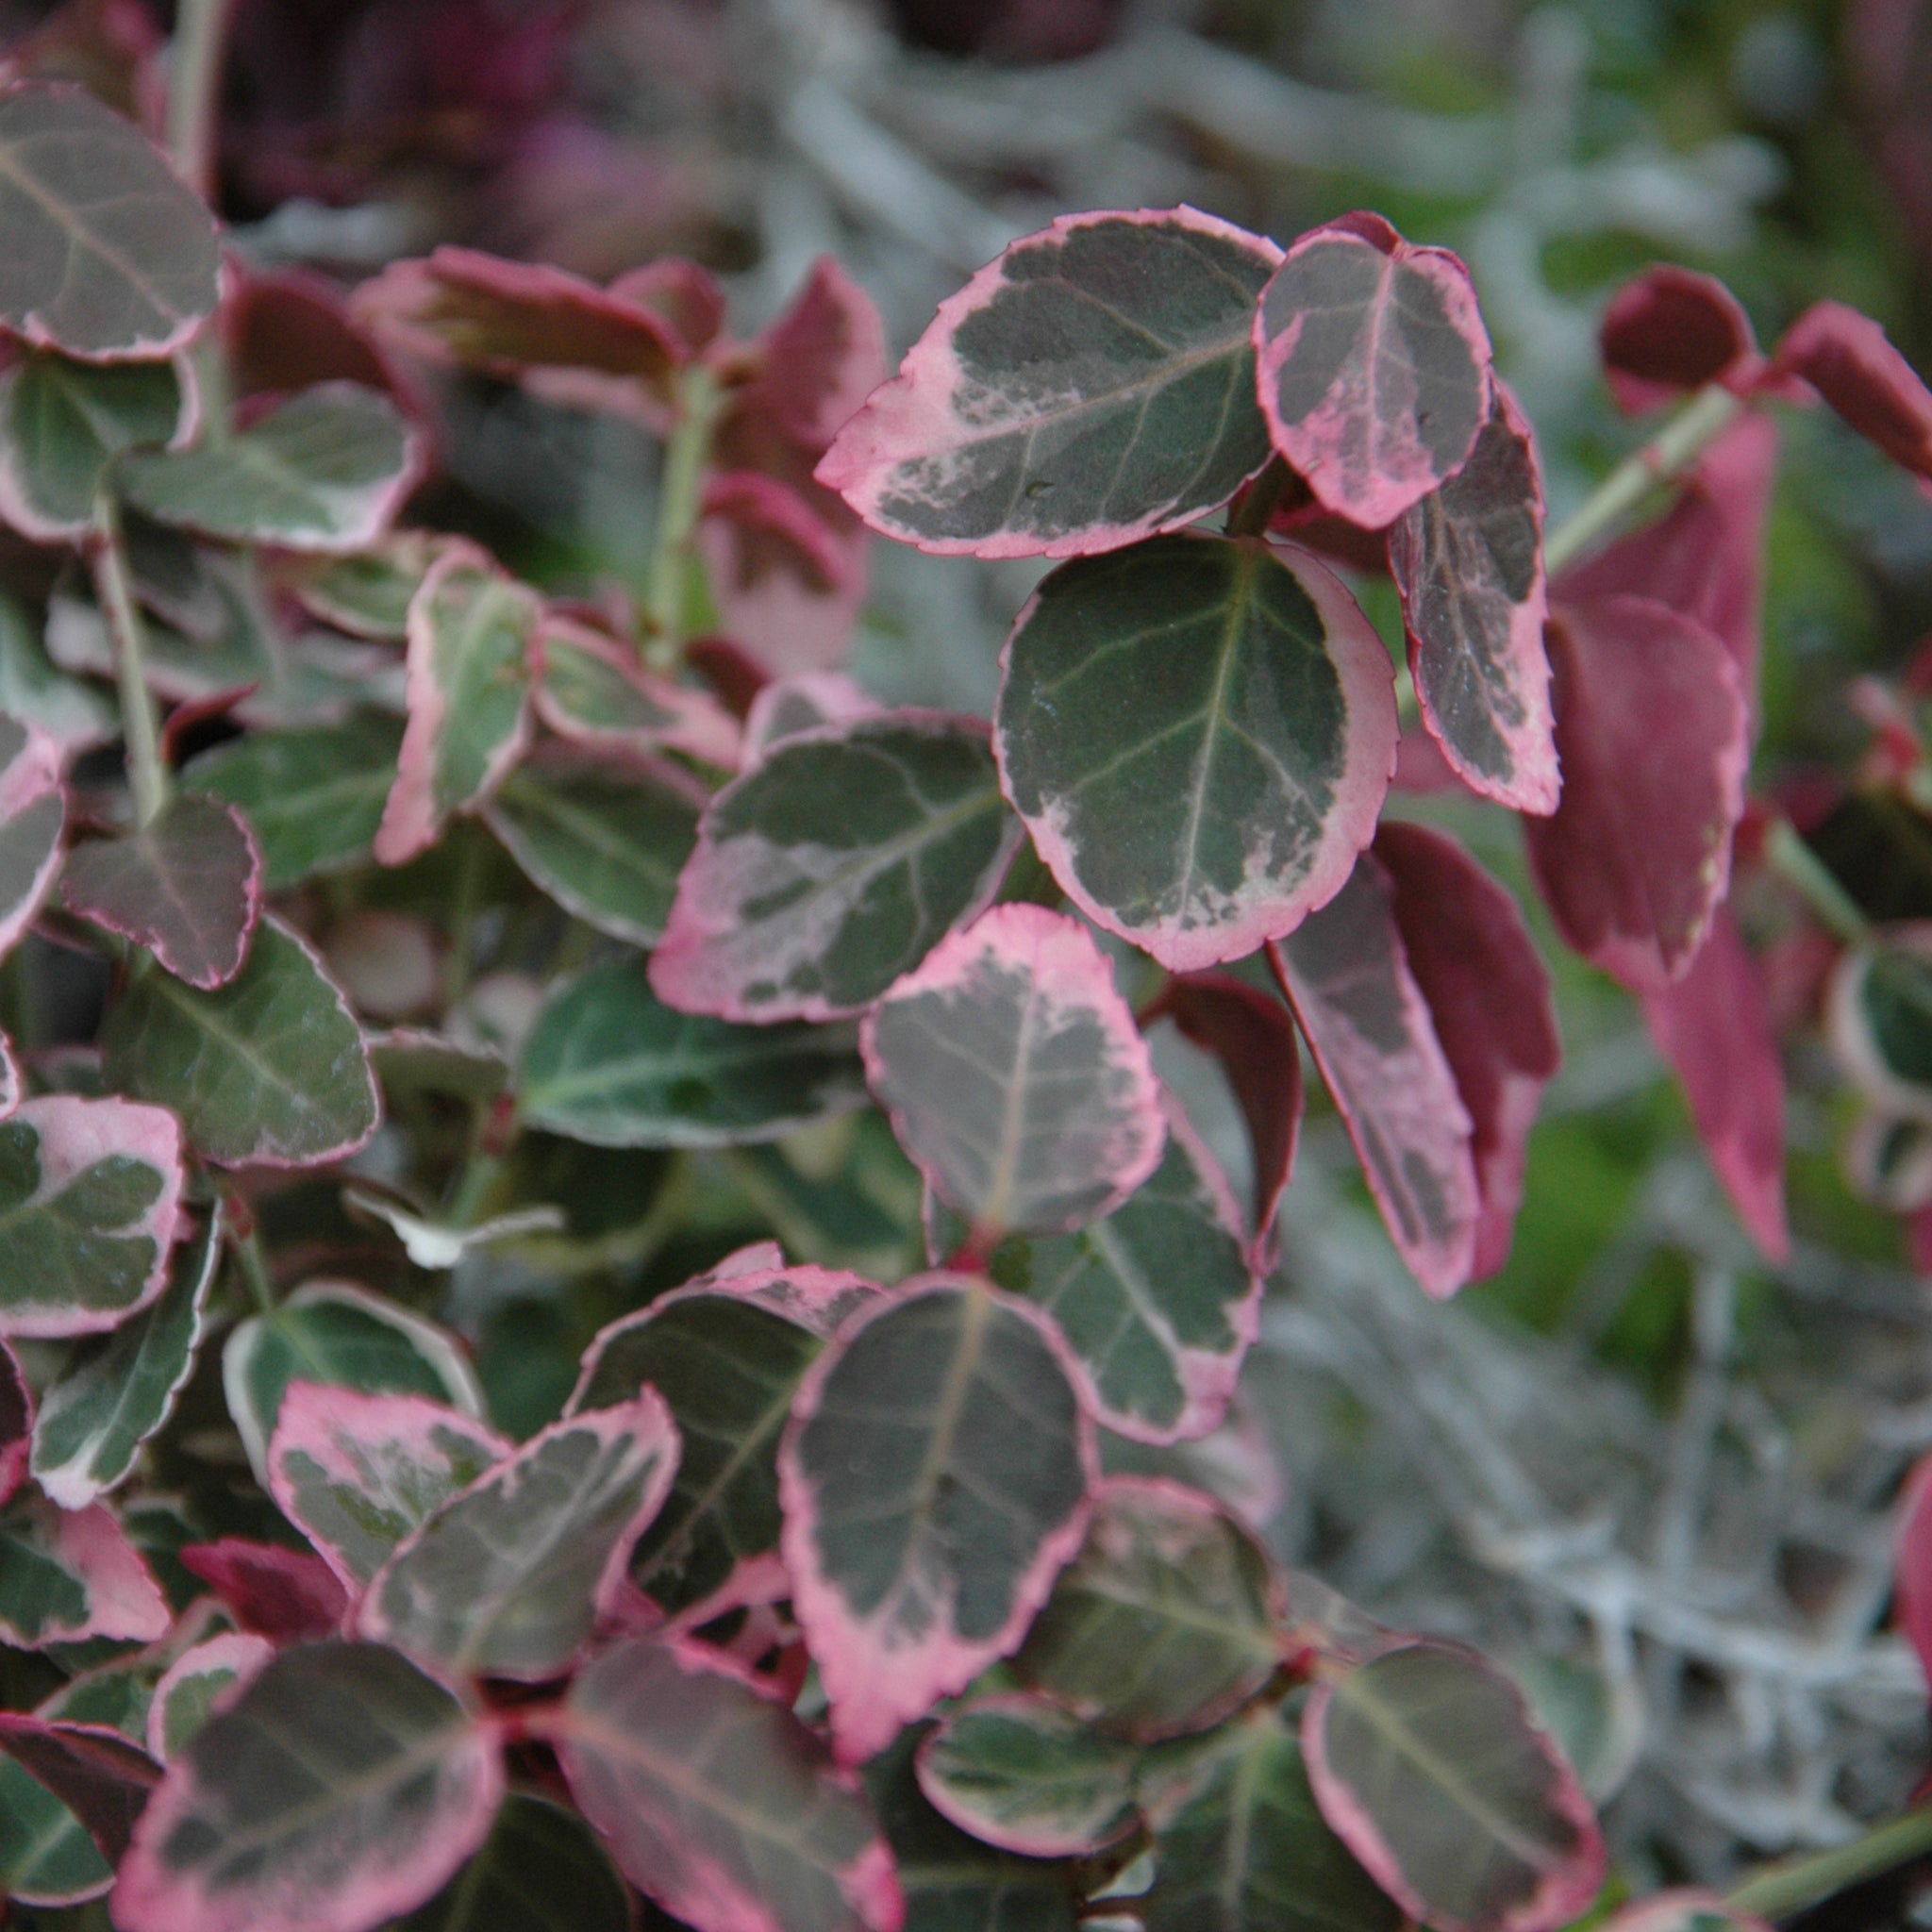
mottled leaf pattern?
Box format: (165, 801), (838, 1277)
(0, 1491), (168, 1646)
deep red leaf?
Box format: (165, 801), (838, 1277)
(1599, 266), (1757, 414)
(179, 1537), (350, 1642)
(734, 255), (889, 455)
(608, 258), (726, 360)
(225, 262), (418, 409)
(1774, 299), (1932, 478)
(0, 1713), (159, 1862)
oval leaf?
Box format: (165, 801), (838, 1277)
(520, 957), (867, 1149)
(1015, 1476), (1283, 1740)
(0, 1713), (159, 1864)
(1256, 213), (1492, 527)
(396, 1793), (632, 1932)
(0, 1491), (169, 1646)
(818, 207), (1281, 558)
(536, 617), (741, 767)
(358, 1396), (677, 1680)
(653, 711), (1022, 1023)
(101, 913), (380, 1169)
(61, 792), (262, 989)
(1388, 382), (1557, 813)
(862, 904), (1163, 1243)
(1305, 1641), (1606, 1932)
(0, 709), (66, 958)
(0, 85), (221, 359)
(1271, 852), (1480, 1297)
(146, 1632), (275, 1761)
(112, 1641), (505, 1932)
(781, 1276), (1097, 1763)
(995, 535), (1396, 972)
(553, 1636), (902, 1932)
(1600, 267), (1757, 414)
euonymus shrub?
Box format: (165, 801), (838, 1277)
(0, 66), (1927, 1932)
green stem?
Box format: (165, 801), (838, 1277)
(1226, 457), (1293, 539)
(1766, 820), (1871, 946)
(446, 1149), (506, 1227)
(1542, 381), (1744, 578)
(1725, 1805), (1932, 1921)
(643, 365), (723, 671)
(232, 1225), (276, 1315)
(91, 493), (170, 829)
(164, 0), (237, 200)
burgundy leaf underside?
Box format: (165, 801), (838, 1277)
(1774, 299), (1932, 480)
(179, 1538), (350, 1641)
(0, 1714), (159, 1862)
(1599, 265), (1758, 413)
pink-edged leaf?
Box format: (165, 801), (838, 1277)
(358, 1394), (678, 1681)
(0, 1335), (30, 1505)
(1638, 905), (1789, 1261)
(0, 84), (220, 360)
(608, 257), (726, 359)
(744, 672), (881, 760)
(178, 1538), (351, 1642)
(60, 792), (262, 990)
(268, 1382), (511, 1592)
(375, 541), (539, 866)
(553, 1635), (903, 1932)
(112, 1640), (505, 1932)
(1774, 298), (1932, 478)
(146, 1631), (275, 1761)
(0, 709), (66, 959)
(0, 1713), (158, 1863)
(0, 1092), (185, 1337)
(861, 904), (1164, 1242)
(738, 255), (890, 454)
(1555, 412), (1778, 712)
(1525, 597), (1748, 990)
(1270, 854), (1480, 1297)
(817, 207), (1282, 558)
(0, 1492), (169, 1644)
(780, 1274), (1097, 1763)
(225, 263), (419, 408)
(535, 615), (741, 768)
(1256, 211), (1493, 527)
(1305, 1641), (1606, 1932)
(1894, 1448), (1932, 1691)
(1599, 266), (1757, 413)
(1389, 381), (1557, 813)
(1153, 972), (1303, 1261)
(1374, 823), (1560, 1281)
(996, 535), (1397, 973)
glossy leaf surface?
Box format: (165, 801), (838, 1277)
(113, 1641), (505, 1932)
(996, 535), (1396, 971)
(397, 1794), (631, 1932)
(654, 712), (1021, 1023)
(0, 1491), (169, 1645)
(520, 957), (866, 1148)
(101, 914), (380, 1168)
(862, 905), (1162, 1242)
(818, 207), (1281, 558)
(781, 1276), (1096, 1762)
(1256, 212), (1492, 526)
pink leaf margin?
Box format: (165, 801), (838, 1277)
(778, 1274), (1101, 1764)
(0, 1496), (170, 1645)
(178, 1537), (350, 1642)
(145, 1632), (275, 1762)
(0, 1712), (160, 1862)
(535, 614), (742, 770)
(0, 1335), (32, 1505)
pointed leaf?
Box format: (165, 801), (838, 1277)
(1389, 382), (1557, 812)
(1139, 1701), (1399, 1932)
(1305, 1641), (1606, 1932)
(818, 207), (1281, 558)
(101, 913), (380, 1168)
(1599, 267), (1757, 414)
(376, 544), (539, 864)
(1271, 854), (1480, 1296)
(861, 904), (1162, 1242)
(936, 1097), (1260, 1444)
(31, 1206), (220, 1507)
(569, 1267), (884, 1615)
(1015, 1476), (1283, 1740)
(0, 84), (221, 359)
(1375, 823), (1560, 1280)
(0, 1335), (29, 1505)
(484, 750), (698, 946)
(188, 712), (406, 887)
(654, 712), (1021, 1023)
(224, 1279), (486, 1488)
(554, 1636), (902, 1932)
(918, 1694), (1140, 1857)
(61, 792), (261, 989)
(0, 1092), (185, 1337)
(1639, 905), (1788, 1261)
(780, 1275), (1097, 1763)
(0, 348), (186, 540)
(268, 1382), (510, 1591)
(112, 1641), (505, 1932)
(536, 617), (741, 767)
(1255, 212), (1492, 527)
(396, 1793), (631, 1932)
(358, 1395), (677, 1680)
(995, 535), (1396, 972)
(1774, 298), (1932, 479)
(1525, 597), (1747, 990)
(179, 1538), (350, 1641)
(519, 956), (866, 1148)
(741, 254), (889, 452)
(146, 1632), (275, 1761)
(0, 709), (66, 958)
(0, 1713), (158, 1863)
(0, 1491), (169, 1645)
